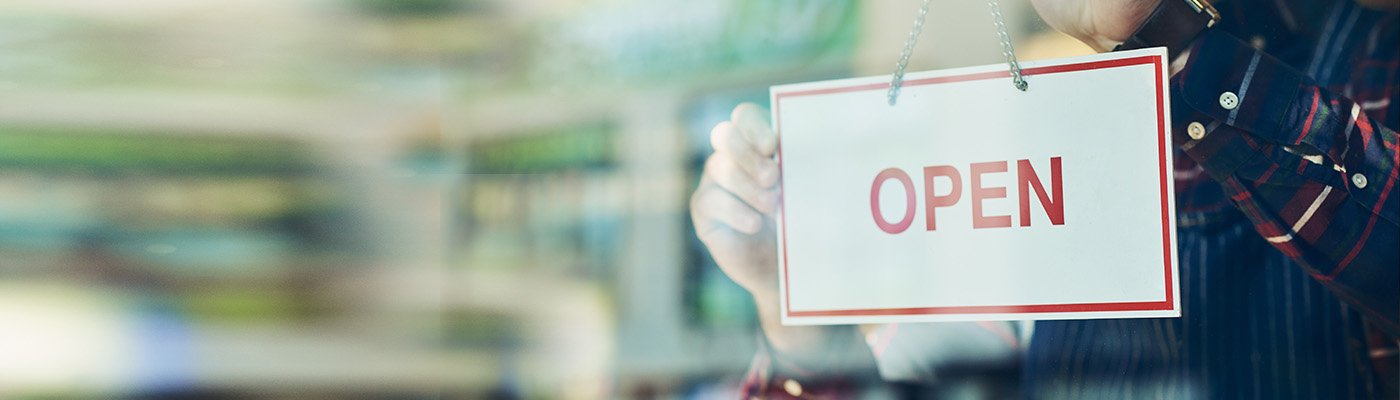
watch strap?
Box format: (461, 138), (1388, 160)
(1114, 0), (1221, 59)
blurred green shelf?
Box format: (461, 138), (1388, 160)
(0, 127), (318, 176)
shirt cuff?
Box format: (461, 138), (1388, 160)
(1171, 28), (1306, 147)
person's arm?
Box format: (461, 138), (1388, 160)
(690, 103), (884, 397)
(1033, 0), (1398, 336)
(1170, 28), (1399, 336)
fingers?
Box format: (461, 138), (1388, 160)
(692, 106), (783, 299)
(706, 152), (779, 214)
(732, 102), (778, 156)
(691, 181), (765, 235)
(712, 121), (780, 188)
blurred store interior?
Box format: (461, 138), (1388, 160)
(0, 0), (1090, 398)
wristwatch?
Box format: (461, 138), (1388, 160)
(1114, 0), (1222, 59)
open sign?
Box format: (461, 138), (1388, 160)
(771, 48), (1179, 325)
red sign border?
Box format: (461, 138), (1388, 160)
(773, 54), (1175, 318)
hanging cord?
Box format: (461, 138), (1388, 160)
(987, 0), (1028, 91)
(886, 0), (932, 105)
(887, 0), (1027, 106)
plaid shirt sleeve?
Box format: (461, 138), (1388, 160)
(1171, 29), (1399, 336)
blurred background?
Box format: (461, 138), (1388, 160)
(0, 0), (1090, 398)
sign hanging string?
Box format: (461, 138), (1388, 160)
(887, 0), (1028, 106)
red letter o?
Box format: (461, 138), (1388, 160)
(871, 168), (916, 234)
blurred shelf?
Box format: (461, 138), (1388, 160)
(192, 324), (498, 392)
(0, 89), (432, 144)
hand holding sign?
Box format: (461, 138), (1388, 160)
(691, 103), (781, 298)
(1029, 0), (1160, 52)
(691, 103), (876, 366)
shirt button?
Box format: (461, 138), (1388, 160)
(1187, 122), (1207, 140)
(1352, 173), (1368, 189)
(1219, 92), (1239, 110)
(783, 379), (803, 397)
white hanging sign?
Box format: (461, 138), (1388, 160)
(772, 48), (1180, 325)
